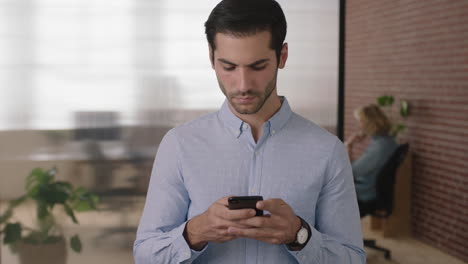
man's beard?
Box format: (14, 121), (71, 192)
(218, 73), (278, 115)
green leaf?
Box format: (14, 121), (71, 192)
(33, 168), (52, 185)
(26, 168), (53, 199)
(71, 188), (99, 212)
(73, 201), (92, 212)
(28, 168), (44, 179)
(27, 185), (40, 199)
(377, 96), (387, 106)
(400, 100), (409, 117)
(41, 184), (69, 205)
(55, 181), (73, 192)
(3, 223), (22, 244)
(64, 203), (78, 224)
(377, 95), (395, 106)
(70, 235), (82, 253)
(72, 187), (88, 197)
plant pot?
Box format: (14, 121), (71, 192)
(16, 238), (67, 264)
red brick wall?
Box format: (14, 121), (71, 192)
(344, 0), (468, 261)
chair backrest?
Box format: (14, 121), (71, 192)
(372, 143), (410, 217)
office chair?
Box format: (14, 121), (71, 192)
(359, 143), (410, 260)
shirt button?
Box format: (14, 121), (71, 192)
(251, 188), (256, 193)
(271, 130), (276, 135)
(255, 151), (259, 156)
(242, 124), (248, 130)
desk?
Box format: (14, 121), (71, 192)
(1, 140), (157, 199)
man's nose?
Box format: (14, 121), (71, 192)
(238, 68), (252, 93)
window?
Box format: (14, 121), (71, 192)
(0, 0), (338, 132)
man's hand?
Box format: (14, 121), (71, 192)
(184, 196), (256, 250)
(226, 198), (302, 245)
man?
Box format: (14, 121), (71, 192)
(134, 0), (365, 263)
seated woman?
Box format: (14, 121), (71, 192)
(345, 104), (398, 216)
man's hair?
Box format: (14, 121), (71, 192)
(354, 104), (392, 136)
(204, 0), (287, 65)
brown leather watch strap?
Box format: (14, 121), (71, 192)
(286, 216), (311, 251)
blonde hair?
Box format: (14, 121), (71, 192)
(354, 104), (392, 136)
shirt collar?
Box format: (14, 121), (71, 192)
(218, 96), (293, 138)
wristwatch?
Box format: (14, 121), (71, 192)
(286, 216), (311, 251)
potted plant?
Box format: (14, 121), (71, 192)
(0, 167), (99, 264)
(377, 95), (410, 137)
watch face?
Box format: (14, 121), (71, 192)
(297, 228), (308, 244)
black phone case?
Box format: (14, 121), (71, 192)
(228, 196), (263, 216)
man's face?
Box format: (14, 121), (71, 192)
(211, 31), (287, 115)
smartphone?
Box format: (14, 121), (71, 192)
(228, 196), (263, 216)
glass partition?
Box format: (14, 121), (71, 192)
(0, 1), (339, 262)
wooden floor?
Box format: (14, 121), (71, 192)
(362, 216), (466, 264)
(1, 200), (466, 264)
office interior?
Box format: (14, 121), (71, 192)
(0, 0), (467, 263)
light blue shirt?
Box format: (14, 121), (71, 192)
(353, 135), (398, 202)
(134, 98), (365, 264)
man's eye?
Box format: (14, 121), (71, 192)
(252, 65), (267, 71)
(223, 66), (235, 71)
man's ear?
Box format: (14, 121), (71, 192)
(209, 45), (215, 69)
(278, 43), (288, 69)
